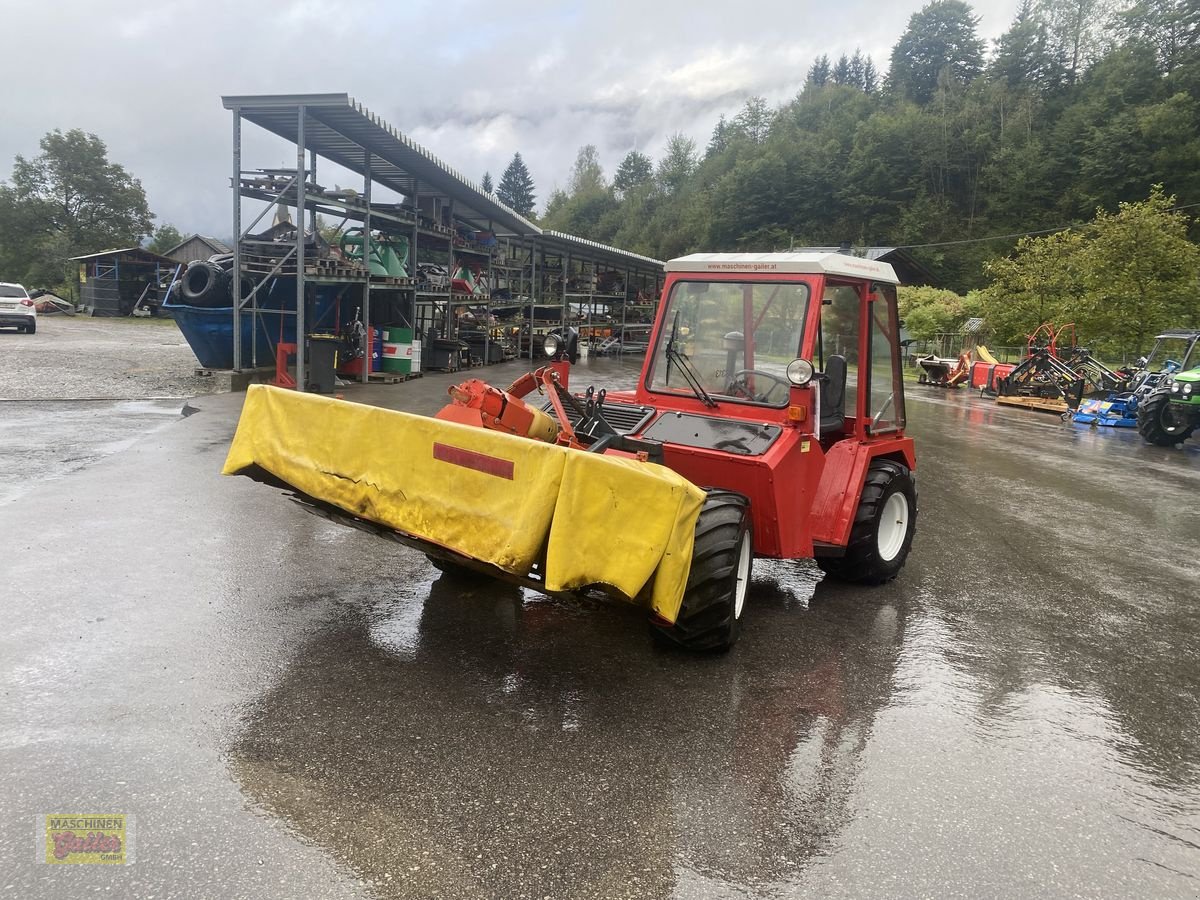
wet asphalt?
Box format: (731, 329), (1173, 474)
(1, 356), (1198, 899)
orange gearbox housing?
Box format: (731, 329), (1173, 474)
(435, 378), (560, 443)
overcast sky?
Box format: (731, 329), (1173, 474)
(2, 0), (1021, 238)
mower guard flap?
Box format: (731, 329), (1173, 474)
(223, 385), (706, 621)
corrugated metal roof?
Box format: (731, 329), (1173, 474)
(223, 93), (537, 237)
(538, 230), (664, 270)
(221, 93), (664, 272)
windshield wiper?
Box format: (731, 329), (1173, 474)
(665, 310), (717, 408)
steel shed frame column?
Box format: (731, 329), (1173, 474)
(561, 252), (570, 339)
(232, 108), (242, 370)
(361, 150), (372, 384)
(295, 105), (307, 391)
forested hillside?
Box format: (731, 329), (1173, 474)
(541, 0), (1200, 295)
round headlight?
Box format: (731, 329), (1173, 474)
(543, 333), (562, 357)
(1184, 383), (1194, 394)
(1171, 382), (1182, 393)
(786, 358), (815, 386)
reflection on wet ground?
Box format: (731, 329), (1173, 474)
(231, 559), (908, 898)
(226, 363), (1200, 898)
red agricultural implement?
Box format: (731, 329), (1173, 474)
(224, 253), (918, 651)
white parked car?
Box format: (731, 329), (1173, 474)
(0, 282), (36, 333)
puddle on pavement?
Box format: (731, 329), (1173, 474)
(0, 399), (187, 504)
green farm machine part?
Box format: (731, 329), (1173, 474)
(340, 228), (409, 277)
(1138, 358), (1200, 448)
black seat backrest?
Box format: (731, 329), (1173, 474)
(820, 354), (847, 433)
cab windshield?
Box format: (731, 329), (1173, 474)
(646, 280), (811, 407)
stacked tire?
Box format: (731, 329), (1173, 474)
(180, 260), (231, 308)
(176, 254), (258, 308)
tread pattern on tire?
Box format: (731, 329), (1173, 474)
(818, 458), (916, 586)
(1137, 389), (1195, 446)
(653, 490), (751, 652)
(181, 261), (229, 307)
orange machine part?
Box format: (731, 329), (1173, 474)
(435, 378), (558, 442)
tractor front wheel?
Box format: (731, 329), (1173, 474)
(1137, 390), (1196, 446)
(818, 459), (916, 585)
(652, 490), (752, 652)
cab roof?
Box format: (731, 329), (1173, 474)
(666, 252), (900, 284)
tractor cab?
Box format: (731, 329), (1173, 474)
(621, 253), (915, 567)
(636, 253), (908, 446)
(1139, 331), (1200, 380)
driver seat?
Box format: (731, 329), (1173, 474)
(820, 355), (847, 434)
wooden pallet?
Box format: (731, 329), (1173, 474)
(366, 371), (423, 384)
(996, 395), (1070, 414)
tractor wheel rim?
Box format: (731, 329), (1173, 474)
(733, 531), (751, 619)
(877, 493), (909, 562)
(1163, 403), (1187, 434)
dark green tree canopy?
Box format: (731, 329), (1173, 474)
(732, 97), (774, 143)
(530, 0), (1200, 305)
(656, 134), (698, 194)
(497, 152), (536, 216)
(888, 0), (986, 102)
(613, 150), (653, 195)
(991, 0), (1065, 89)
(1120, 0), (1200, 74)
(147, 223), (184, 255)
(9, 129), (153, 250)
(807, 55), (832, 87)
(481, 171), (493, 193)
(567, 145), (606, 195)
(0, 128), (153, 288)
(706, 116), (732, 158)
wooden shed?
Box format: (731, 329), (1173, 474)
(164, 235), (232, 265)
(71, 248), (183, 317)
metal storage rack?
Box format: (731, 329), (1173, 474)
(222, 93), (664, 389)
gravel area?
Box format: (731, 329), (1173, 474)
(0, 314), (219, 400)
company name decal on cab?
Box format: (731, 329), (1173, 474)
(42, 814), (133, 864)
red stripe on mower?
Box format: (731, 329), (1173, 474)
(432, 443), (515, 480)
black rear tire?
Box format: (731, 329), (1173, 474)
(651, 490), (752, 652)
(25, 319), (36, 334)
(1137, 389), (1195, 446)
(818, 459), (916, 585)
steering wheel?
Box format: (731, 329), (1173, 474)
(727, 369), (791, 403)
(871, 392), (895, 429)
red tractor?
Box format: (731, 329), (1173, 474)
(226, 253), (917, 651)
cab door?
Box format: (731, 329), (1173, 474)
(864, 284), (906, 436)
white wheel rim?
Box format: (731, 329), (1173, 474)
(877, 493), (909, 562)
(733, 531), (752, 619)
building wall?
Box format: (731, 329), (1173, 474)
(168, 237), (221, 265)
